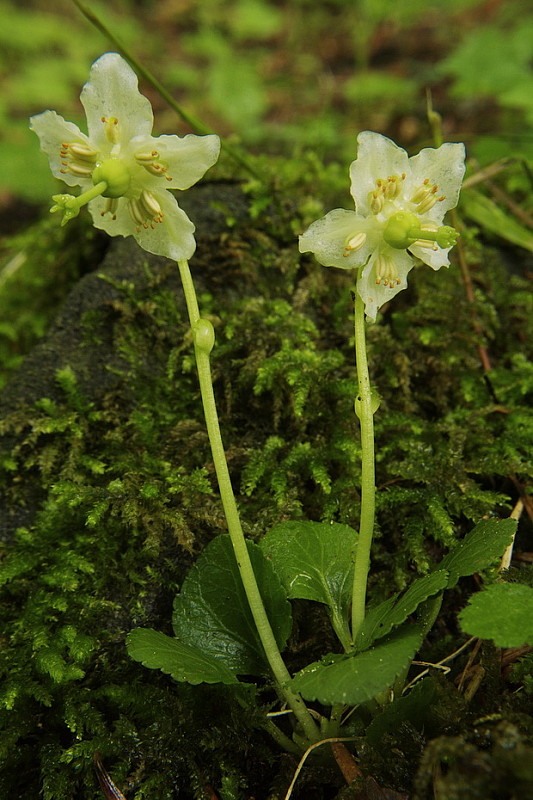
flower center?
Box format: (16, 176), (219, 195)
(92, 158), (132, 198)
(383, 212), (459, 251)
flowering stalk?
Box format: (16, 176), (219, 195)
(350, 286), (376, 641)
(32, 51), (319, 744)
(299, 131), (466, 643)
(177, 258), (320, 744)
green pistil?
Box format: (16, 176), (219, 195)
(50, 180), (108, 226)
(383, 212), (459, 250)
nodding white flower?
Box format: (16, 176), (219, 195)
(30, 52), (220, 261)
(299, 131), (466, 320)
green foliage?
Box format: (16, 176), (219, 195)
(290, 626), (423, 706)
(261, 521), (357, 648)
(439, 16), (533, 127)
(129, 534), (291, 681)
(460, 189), (533, 252)
(459, 583), (533, 648)
(439, 518), (516, 588)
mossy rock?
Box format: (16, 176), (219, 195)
(1, 178), (532, 798)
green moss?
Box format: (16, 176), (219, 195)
(0, 155), (532, 797)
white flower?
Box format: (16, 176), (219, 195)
(30, 52), (220, 261)
(299, 131), (466, 320)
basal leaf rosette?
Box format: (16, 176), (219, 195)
(299, 131), (466, 320)
(30, 52), (220, 261)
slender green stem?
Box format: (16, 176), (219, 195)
(350, 290), (376, 641)
(177, 259), (320, 744)
(71, 0), (263, 180)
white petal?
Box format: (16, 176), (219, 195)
(134, 190), (196, 260)
(81, 53), (153, 149)
(299, 209), (377, 270)
(89, 190), (196, 261)
(135, 133), (221, 191)
(358, 247), (414, 321)
(89, 195), (136, 238)
(349, 132), (410, 215)
(409, 243), (451, 270)
(408, 142), (466, 221)
(29, 111), (90, 187)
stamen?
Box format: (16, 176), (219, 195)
(412, 239), (439, 251)
(134, 150), (173, 181)
(101, 198), (119, 220)
(374, 254), (401, 287)
(343, 232), (367, 257)
(101, 116), (120, 144)
(369, 190), (385, 214)
(384, 174), (405, 200)
(59, 141), (98, 177)
(128, 190), (164, 231)
(410, 179), (446, 214)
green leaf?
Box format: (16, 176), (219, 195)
(365, 677), (438, 747)
(460, 189), (533, 253)
(126, 629), (240, 685)
(260, 521), (356, 645)
(173, 535), (292, 676)
(356, 571), (449, 650)
(439, 518), (516, 588)
(459, 583), (533, 648)
(290, 626), (423, 705)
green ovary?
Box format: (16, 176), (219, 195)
(92, 158), (132, 198)
(383, 212), (459, 251)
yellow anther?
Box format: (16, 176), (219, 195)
(369, 190), (385, 214)
(100, 198), (119, 220)
(128, 190), (164, 231)
(343, 232), (367, 256)
(101, 115), (120, 144)
(374, 254), (401, 287)
(385, 174), (405, 200)
(59, 141), (98, 177)
(134, 149), (173, 181)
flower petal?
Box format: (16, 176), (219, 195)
(358, 246), (414, 321)
(135, 133), (221, 191)
(81, 53), (153, 149)
(299, 209), (377, 270)
(89, 189), (197, 261)
(408, 142), (466, 221)
(409, 242), (451, 270)
(29, 111), (91, 187)
(349, 132), (410, 215)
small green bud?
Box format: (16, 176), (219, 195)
(92, 158), (131, 198)
(193, 318), (215, 353)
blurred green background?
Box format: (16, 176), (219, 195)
(1, 0), (532, 206)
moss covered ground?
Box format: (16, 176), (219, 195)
(0, 151), (532, 798)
